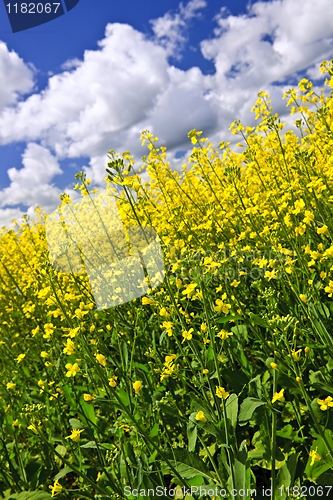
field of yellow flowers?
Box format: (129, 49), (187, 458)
(2, 59), (333, 500)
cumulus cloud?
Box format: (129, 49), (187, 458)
(149, 0), (206, 59)
(1, 0), (333, 229)
(0, 41), (35, 112)
(0, 143), (63, 211)
(0, 23), (169, 153)
(0, 207), (25, 230)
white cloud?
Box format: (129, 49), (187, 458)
(149, 0), (206, 58)
(1, 0), (333, 229)
(0, 207), (25, 230)
(306, 61), (325, 81)
(0, 23), (169, 154)
(0, 41), (35, 112)
(0, 143), (63, 211)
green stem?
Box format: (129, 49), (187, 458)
(271, 365), (278, 500)
(200, 280), (236, 492)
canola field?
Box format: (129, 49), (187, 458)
(1, 60), (333, 500)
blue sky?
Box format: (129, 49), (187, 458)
(0, 0), (332, 228)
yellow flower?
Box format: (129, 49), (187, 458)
(288, 349), (302, 361)
(201, 322), (207, 333)
(216, 329), (233, 340)
(272, 388), (285, 404)
(67, 327), (80, 338)
(214, 299), (231, 314)
(195, 411), (207, 423)
(43, 323), (55, 338)
(83, 393), (95, 402)
(65, 362), (80, 378)
(317, 225), (328, 235)
(109, 376), (118, 387)
(300, 294), (307, 303)
(317, 396), (333, 411)
(40, 351), (49, 358)
(182, 282), (197, 297)
(270, 362), (279, 371)
(65, 428), (84, 442)
(182, 328), (194, 343)
(133, 381), (142, 394)
(162, 321), (174, 336)
(15, 353), (26, 363)
(49, 479), (63, 497)
(32, 325), (40, 337)
(142, 297), (157, 305)
(216, 386), (229, 399)
(28, 423), (38, 434)
(203, 369), (209, 375)
(309, 446), (321, 466)
(6, 382), (16, 390)
(159, 307), (170, 318)
(63, 338), (75, 355)
(95, 353), (107, 367)
(296, 376), (302, 383)
(165, 354), (177, 364)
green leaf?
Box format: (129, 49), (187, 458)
(275, 462), (291, 500)
(159, 330), (168, 344)
(2, 492), (52, 500)
(55, 445), (67, 457)
(189, 412), (225, 444)
(231, 324), (248, 342)
(149, 423), (159, 438)
(162, 449), (214, 482)
(275, 451), (299, 498)
(187, 475), (204, 487)
(80, 441), (99, 449)
(187, 418), (197, 452)
(132, 362), (150, 373)
(222, 369), (249, 394)
(238, 397), (267, 426)
(155, 402), (177, 416)
(54, 465), (73, 481)
(69, 418), (85, 429)
(118, 388), (130, 406)
(225, 393), (238, 430)
(276, 424), (307, 443)
(125, 442), (137, 466)
(309, 369), (333, 393)
(81, 399), (97, 426)
(304, 429), (333, 479)
(237, 344), (249, 370)
(62, 384), (75, 407)
(122, 340), (128, 371)
(248, 375), (262, 400)
(248, 312), (269, 328)
(234, 440), (251, 499)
